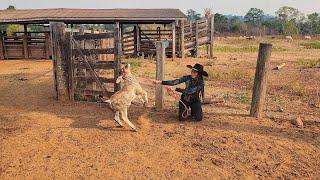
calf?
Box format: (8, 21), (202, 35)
(104, 64), (148, 131)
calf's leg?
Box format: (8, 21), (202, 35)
(121, 108), (137, 131)
(114, 111), (123, 126)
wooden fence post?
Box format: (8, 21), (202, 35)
(180, 20), (185, 58)
(155, 41), (165, 110)
(209, 14), (215, 58)
(114, 22), (121, 92)
(250, 43), (272, 118)
(0, 32), (4, 60)
(45, 32), (51, 59)
(195, 21), (199, 58)
(171, 22), (176, 59)
(50, 22), (70, 101)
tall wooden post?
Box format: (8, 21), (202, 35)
(195, 21), (199, 58)
(45, 32), (51, 59)
(209, 14), (214, 58)
(155, 41), (165, 110)
(50, 22), (70, 101)
(171, 22), (176, 59)
(250, 43), (272, 118)
(180, 20), (185, 58)
(114, 22), (121, 92)
(0, 32), (4, 60)
(136, 25), (141, 56)
(23, 24), (29, 59)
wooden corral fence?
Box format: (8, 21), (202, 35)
(51, 22), (121, 101)
(184, 16), (214, 57)
(0, 31), (51, 59)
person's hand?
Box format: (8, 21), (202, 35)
(152, 80), (162, 85)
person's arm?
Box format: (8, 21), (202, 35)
(161, 76), (188, 86)
(176, 80), (204, 95)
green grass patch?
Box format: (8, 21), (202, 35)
(236, 93), (251, 104)
(296, 58), (320, 68)
(215, 46), (287, 53)
(300, 41), (320, 49)
(215, 46), (258, 53)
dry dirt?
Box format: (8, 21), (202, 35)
(1, 38), (320, 179)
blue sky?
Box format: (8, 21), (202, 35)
(0, 0), (319, 16)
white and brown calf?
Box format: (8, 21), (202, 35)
(104, 64), (148, 131)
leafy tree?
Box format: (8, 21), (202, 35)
(244, 8), (264, 26)
(283, 20), (299, 35)
(6, 5), (16, 10)
(214, 13), (228, 32)
(276, 6), (304, 22)
(186, 9), (201, 21)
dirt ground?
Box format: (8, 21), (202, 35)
(1, 37), (320, 179)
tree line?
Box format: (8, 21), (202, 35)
(187, 6), (320, 36)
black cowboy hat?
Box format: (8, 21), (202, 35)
(187, 63), (208, 77)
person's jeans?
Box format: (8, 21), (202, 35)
(179, 96), (203, 121)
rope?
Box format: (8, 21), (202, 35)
(165, 86), (190, 119)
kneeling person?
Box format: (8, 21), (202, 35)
(155, 64), (208, 121)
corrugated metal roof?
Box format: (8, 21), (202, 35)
(0, 8), (187, 23)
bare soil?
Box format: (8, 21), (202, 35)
(1, 38), (320, 179)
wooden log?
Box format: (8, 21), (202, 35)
(209, 15), (215, 58)
(114, 22), (121, 92)
(50, 22), (69, 101)
(172, 22), (176, 59)
(180, 20), (185, 58)
(73, 32), (114, 41)
(250, 43), (272, 119)
(0, 33), (4, 59)
(155, 41), (165, 110)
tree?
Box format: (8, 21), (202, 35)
(244, 8), (264, 26)
(276, 6), (304, 22)
(186, 9), (201, 21)
(6, 5), (16, 10)
(214, 13), (228, 32)
(284, 20), (299, 35)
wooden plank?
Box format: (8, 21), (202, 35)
(0, 33), (4, 59)
(172, 22), (176, 59)
(180, 20), (185, 58)
(22, 35), (29, 59)
(74, 61), (114, 69)
(73, 48), (114, 55)
(50, 22), (69, 101)
(114, 22), (121, 92)
(45, 33), (51, 59)
(250, 43), (272, 119)
(209, 14), (215, 58)
(74, 76), (115, 84)
(133, 26), (138, 56)
(73, 32), (114, 41)
(195, 21), (199, 58)
(75, 89), (113, 97)
(155, 41), (165, 110)
(65, 32), (74, 101)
